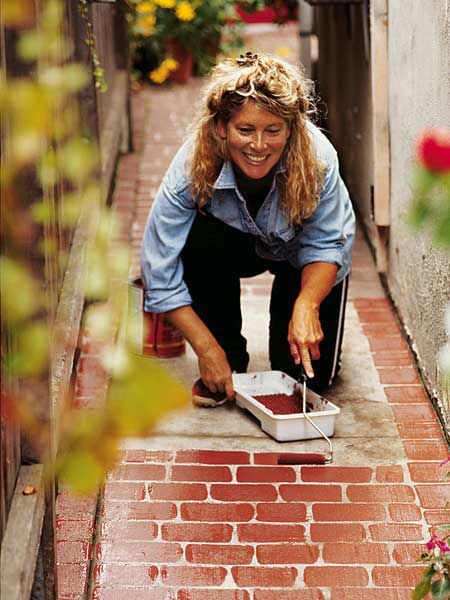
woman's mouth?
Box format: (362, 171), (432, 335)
(243, 153), (269, 164)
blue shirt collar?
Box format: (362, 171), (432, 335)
(213, 159), (286, 190)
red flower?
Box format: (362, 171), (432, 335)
(417, 129), (450, 173)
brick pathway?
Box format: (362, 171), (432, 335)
(56, 25), (449, 600)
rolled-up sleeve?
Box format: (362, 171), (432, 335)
(141, 181), (196, 313)
(296, 152), (349, 270)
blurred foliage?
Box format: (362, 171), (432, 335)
(1, 0), (188, 494)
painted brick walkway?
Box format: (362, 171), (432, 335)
(56, 26), (449, 600)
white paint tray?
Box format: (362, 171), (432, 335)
(233, 371), (340, 442)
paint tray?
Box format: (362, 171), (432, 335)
(233, 371), (340, 442)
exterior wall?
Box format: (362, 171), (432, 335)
(387, 0), (450, 426)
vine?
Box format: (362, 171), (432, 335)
(78, 0), (108, 92)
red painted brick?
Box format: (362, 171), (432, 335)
(122, 449), (146, 462)
(310, 523), (366, 542)
(375, 465), (404, 482)
(186, 544), (254, 564)
(255, 452), (313, 465)
(102, 500), (176, 521)
(371, 352), (412, 367)
(162, 523), (232, 543)
(254, 590), (323, 599)
(279, 485), (342, 502)
(346, 484), (415, 503)
(377, 367), (421, 385)
(402, 440), (449, 461)
(416, 484), (450, 508)
(392, 543), (426, 564)
(397, 422), (444, 438)
(144, 450), (173, 462)
(160, 565), (227, 586)
(57, 492), (97, 515)
(99, 520), (157, 541)
(301, 467), (372, 483)
(322, 542), (389, 564)
(181, 502), (254, 522)
(237, 523), (305, 543)
(372, 566), (427, 587)
(103, 482), (146, 500)
(391, 404), (437, 422)
(96, 541), (182, 563)
(369, 337), (408, 351)
(175, 450), (250, 464)
(57, 540), (91, 563)
(256, 544), (319, 564)
(353, 298), (390, 309)
(369, 523), (424, 541)
(356, 309), (396, 323)
(170, 465), (232, 482)
(149, 483), (207, 501)
(93, 563), (157, 586)
(111, 464), (166, 480)
(384, 386), (428, 403)
(178, 591), (249, 600)
(210, 484), (277, 502)
(236, 466), (296, 483)
(56, 516), (94, 540)
(312, 503), (386, 521)
(331, 589), (411, 600)
(304, 566), (369, 587)
(408, 462), (448, 482)
(92, 589), (175, 600)
(424, 509), (450, 525)
(388, 503), (422, 522)
(231, 566), (297, 587)
(57, 563), (89, 595)
(256, 502), (306, 522)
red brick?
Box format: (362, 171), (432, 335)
(178, 591), (249, 600)
(369, 523), (424, 541)
(397, 422), (444, 438)
(312, 503), (386, 521)
(93, 563), (157, 586)
(254, 590), (323, 599)
(103, 482), (146, 500)
(356, 309), (396, 323)
(99, 520), (157, 541)
(256, 502), (307, 522)
(377, 367), (421, 385)
(371, 352), (412, 367)
(111, 464), (166, 480)
(210, 484), (277, 502)
(57, 492), (97, 515)
(160, 565), (227, 586)
(236, 466), (296, 483)
(353, 298), (390, 309)
(170, 465), (232, 482)
(57, 541), (91, 563)
(369, 337), (408, 351)
(256, 544), (319, 564)
(304, 566), (369, 587)
(301, 467), (372, 483)
(372, 566), (427, 586)
(310, 523), (366, 542)
(231, 566), (297, 587)
(186, 544), (254, 564)
(391, 404), (437, 422)
(144, 450), (174, 462)
(322, 542), (389, 564)
(392, 543), (426, 564)
(102, 501), (176, 521)
(56, 516), (94, 540)
(181, 502), (254, 522)
(402, 440), (449, 461)
(331, 589), (411, 600)
(93, 589), (174, 600)
(96, 541), (182, 563)
(408, 462), (448, 482)
(254, 452), (314, 465)
(162, 523), (232, 543)
(416, 484), (450, 508)
(346, 484), (415, 503)
(279, 485), (342, 502)
(149, 483), (207, 501)
(424, 509), (450, 525)
(388, 503), (422, 522)
(175, 450), (250, 464)
(57, 563), (89, 595)
(237, 523), (305, 543)
(375, 465), (404, 482)
(384, 386), (428, 403)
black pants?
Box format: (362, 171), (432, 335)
(181, 212), (349, 393)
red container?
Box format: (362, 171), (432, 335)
(128, 278), (185, 358)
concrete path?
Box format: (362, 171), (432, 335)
(56, 24), (449, 600)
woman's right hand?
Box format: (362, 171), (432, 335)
(198, 344), (235, 400)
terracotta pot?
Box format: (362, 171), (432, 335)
(166, 39), (193, 84)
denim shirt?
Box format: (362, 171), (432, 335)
(141, 122), (355, 314)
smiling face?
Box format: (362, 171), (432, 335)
(217, 100), (291, 179)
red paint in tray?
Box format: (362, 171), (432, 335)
(253, 393), (314, 415)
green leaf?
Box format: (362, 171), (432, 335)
(57, 447), (103, 494)
(0, 257), (40, 323)
(438, 525), (450, 532)
(12, 322), (49, 377)
(431, 576), (450, 600)
(412, 566), (436, 600)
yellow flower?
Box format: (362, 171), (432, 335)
(149, 64), (170, 84)
(138, 13), (157, 34)
(163, 58), (179, 71)
(175, 1), (195, 21)
(154, 0), (176, 7)
(136, 1), (155, 13)
(275, 46), (291, 58)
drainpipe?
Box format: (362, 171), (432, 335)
(298, 0), (314, 78)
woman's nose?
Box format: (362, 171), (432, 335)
(250, 132), (267, 151)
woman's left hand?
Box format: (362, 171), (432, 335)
(288, 298), (323, 378)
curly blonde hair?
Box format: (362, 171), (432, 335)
(188, 53), (325, 224)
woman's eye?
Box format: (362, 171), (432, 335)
(238, 127), (252, 134)
(267, 129), (281, 134)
